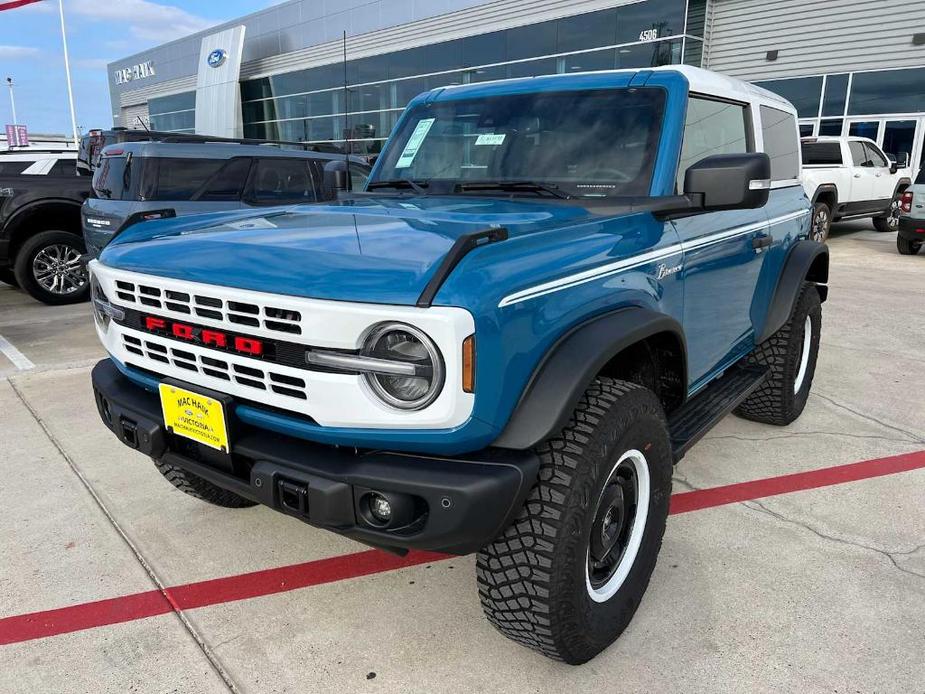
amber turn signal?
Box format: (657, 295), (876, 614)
(462, 335), (475, 393)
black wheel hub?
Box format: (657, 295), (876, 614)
(588, 461), (639, 589)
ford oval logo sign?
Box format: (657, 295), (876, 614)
(207, 49), (227, 68)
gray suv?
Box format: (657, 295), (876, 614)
(82, 141), (371, 258)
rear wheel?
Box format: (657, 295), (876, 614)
(477, 379), (672, 664)
(810, 202), (831, 242)
(873, 197), (901, 233)
(735, 283), (822, 425)
(13, 230), (90, 305)
(153, 459), (257, 508)
(897, 235), (922, 255)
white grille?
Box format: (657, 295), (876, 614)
(122, 334), (308, 401)
(114, 279), (302, 336)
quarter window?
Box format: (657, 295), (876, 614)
(151, 158), (226, 201)
(759, 105), (799, 181)
(198, 158), (252, 201)
(677, 97), (749, 192)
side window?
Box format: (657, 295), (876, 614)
(801, 142), (843, 166)
(759, 105), (799, 181)
(48, 159), (76, 176)
(198, 158), (252, 201)
(848, 141), (871, 167)
(677, 97), (749, 192)
(864, 143), (889, 168)
(250, 159), (319, 204)
(152, 158), (226, 200)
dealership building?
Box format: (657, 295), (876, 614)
(107, 0), (925, 170)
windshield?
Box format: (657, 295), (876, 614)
(371, 88), (666, 198)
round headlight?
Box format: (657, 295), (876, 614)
(362, 322), (444, 410)
(90, 274), (110, 330)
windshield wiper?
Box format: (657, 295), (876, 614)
(366, 179), (429, 194)
(454, 180), (572, 199)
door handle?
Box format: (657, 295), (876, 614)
(854, 173), (863, 178)
(752, 235), (773, 249)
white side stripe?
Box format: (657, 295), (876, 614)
(497, 210), (811, 308)
(0, 334), (35, 371)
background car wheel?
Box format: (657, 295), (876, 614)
(897, 236), (922, 255)
(153, 459), (258, 508)
(0, 268), (18, 287)
(477, 378), (672, 664)
(735, 283), (822, 425)
(810, 202), (831, 242)
(13, 230), (90, 305)
(872, 198), (901, 233)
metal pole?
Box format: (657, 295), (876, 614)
(58, 0), (80, 147)
(6, 78), (17, 126)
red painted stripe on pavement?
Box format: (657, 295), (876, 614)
(0, 550), (446, 647)
(1, 451), (923, 647)
(668, 450), (925, 514)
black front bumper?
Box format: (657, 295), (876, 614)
(91, 359), (538, 555)
(898, 216), (925, 241)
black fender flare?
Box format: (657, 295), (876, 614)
(811, 184), (838, 208)
(757, 240), (829, 344)
(491, 308), (687, 451)
(3, 198), (84, 241)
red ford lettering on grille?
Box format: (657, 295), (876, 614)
(141, 315), (264, 357)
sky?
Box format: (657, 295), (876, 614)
(0, 0), (280, 135)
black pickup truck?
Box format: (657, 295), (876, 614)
(0, 173), (91, 304)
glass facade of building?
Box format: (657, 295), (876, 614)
(755, 66), (925, 173)
(239, 0), (707, 153)
(149, 91), (196, 133)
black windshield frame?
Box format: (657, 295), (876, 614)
(371, 87), (667, 198)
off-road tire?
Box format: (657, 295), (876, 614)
(810, 202), (831, 243)
(0, 268), (17, 286)
(735, 283), (822, 425)
(153, 459), (257, 508)
(477, 379), (673, 664)
(873, 198), (901, 233)
(897, 235), (922, 255)
(13, 230), (90, 305)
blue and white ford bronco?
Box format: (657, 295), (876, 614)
(89, 66), (828, 664)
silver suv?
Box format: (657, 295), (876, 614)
(82, 141), (371, 258)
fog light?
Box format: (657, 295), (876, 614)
(369, 494), (392, 523)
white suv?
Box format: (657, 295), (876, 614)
(801, 136), (913, 241)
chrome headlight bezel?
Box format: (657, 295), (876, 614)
(360, 322), (445, 411)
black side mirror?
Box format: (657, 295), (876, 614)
(683, 152), (771, 211)
(323, 160), (350, 198)
(897, 152), (910, 168)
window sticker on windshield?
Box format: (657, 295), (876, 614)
(395, 118), (436, 168)
(475, 133), (506, 146)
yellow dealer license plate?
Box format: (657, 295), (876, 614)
(158, 383), (230, 452)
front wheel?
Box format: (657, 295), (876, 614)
(477, 379), (672, 664)
(13, 230), (90, 305)
(873, 198), (901, 233)
(897, 235), (922, 255)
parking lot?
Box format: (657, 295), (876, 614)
(0, 223), (923, 693)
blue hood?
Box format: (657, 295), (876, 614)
(99, 196), (601, 305)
